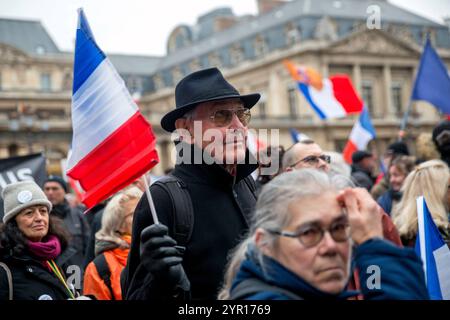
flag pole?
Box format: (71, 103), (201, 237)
(142, 174), (159, 225)
(398, 100), (413, 142)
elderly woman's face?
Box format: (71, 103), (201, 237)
(15, 205), (49, 242)
(270, 192), (351, 294)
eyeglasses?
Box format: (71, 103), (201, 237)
(209, 108), (251, 127)
(266, 220), (350, 248)
(290, 154), (331, 168)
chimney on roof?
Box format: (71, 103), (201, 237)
(214, 16), (238, 32)
(257, 0), (287, 15)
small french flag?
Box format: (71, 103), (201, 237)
(284, 60), (363, 119)
(415, 196), (450, 300)
(67, 9), (159, 208)
(289, 128), (310, 143)
(342, 106), (376, 163)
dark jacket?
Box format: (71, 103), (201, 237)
(83, 205), (106, 269)
(377, 189), (402, 216)
(230, 240), (429, 300)
(0, 251), (74, 300)
(122, 144), (258, 300)
(351, 164), (376, 191)
(51, 200), (90, 271)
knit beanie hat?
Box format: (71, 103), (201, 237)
(2, 180), (52, 224)
(44, 175), (68, 193)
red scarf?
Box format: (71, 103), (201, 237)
(27, 235), (62, 261)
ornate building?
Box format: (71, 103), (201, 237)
(0, 18), (160, 173)
(1, 0), (450, 175)
(140, 0), (450, 172)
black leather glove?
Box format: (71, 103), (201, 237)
(140, 223), (190, 298)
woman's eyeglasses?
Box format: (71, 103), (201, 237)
(266, 221), (350, 248)
(209, 108), (251, 127)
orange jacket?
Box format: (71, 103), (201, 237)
(83, 241), (130, 300)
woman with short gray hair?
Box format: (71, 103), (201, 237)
(227, 169), (428, 300)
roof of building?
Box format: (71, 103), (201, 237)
(108, 54), (162, 75)
(0, 18), (162, 76)
(0, 17), (60, 55)
(156, 0), (445, 71)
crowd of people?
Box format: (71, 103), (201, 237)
(0, 67), (449, 301)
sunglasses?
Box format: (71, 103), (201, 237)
(290, 154), (331, 168)
(209, 108), (251, 127)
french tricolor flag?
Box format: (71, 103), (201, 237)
(284, 60), (363, 119)
(415, 196), (450, 300)
(67, 9), (159, 208)
(342, 106), (376, 164)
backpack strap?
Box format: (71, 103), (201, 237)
(93, 254), (115, 300)
(230, 277), (303, 300)
(242, 176), (257, 200)
(0, 262), (13, 300)
(153, 175), (194, 247)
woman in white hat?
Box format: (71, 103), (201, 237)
(0, 180), (77, 300)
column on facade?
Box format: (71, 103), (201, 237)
(268, 69), (284, 117)
(352, 64), (362, 95)
(383, 64), (393, 117)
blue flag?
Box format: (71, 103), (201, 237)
(415, 196), (450, 300)
(412, 38), (450, 114)
(289, 128), (310, 143)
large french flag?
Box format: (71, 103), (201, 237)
(284, 60), (363, 119)
(415, 196), (450, 300)
(342, 106), (376, 163)
(67, 9), (159, 208)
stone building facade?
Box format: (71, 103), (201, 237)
(1, 0), (450, 175)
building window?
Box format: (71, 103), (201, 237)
(361, 80), (374, 115)
(62, 73), (72, 91)
(257, 92), (267, 120)
(127, 76), (142, 95)
(208, 52), (221, 68)
(334, 139), (347, 153)
(35, 45), (46, 55)
(230, 44), (244, 66)
(172, 67), (183, 85)
(391, 82), (403, 116)
(190, 59), (201, 72)
(288, 84), (299, 118)
(40, 73), (52, 92)
(153, 74), (164, 90)
(285, 22), (301, 46)
(254, 35), (268, 57)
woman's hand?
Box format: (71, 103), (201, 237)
(337, 188), (383, 245)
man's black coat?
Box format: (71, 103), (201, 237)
(122, 145), (258, 300)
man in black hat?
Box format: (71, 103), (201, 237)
(122, 68), (260, 300)
(350, 151), (377, 191)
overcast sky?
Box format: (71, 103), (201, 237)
(0, 0), (449, 56)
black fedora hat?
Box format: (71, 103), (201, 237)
(160, 67), (260, 132)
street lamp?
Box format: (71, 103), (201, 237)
(8, 103), (49, 154)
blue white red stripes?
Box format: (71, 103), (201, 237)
(343, 106), (376, 163)
(284, 60), (363, 119)
(415, 196), (450, 300)
(67, 8), (158, 208)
